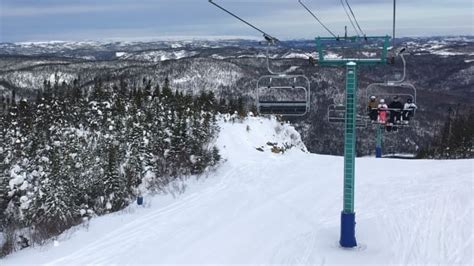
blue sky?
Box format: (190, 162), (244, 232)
(1, 0), (473, 42)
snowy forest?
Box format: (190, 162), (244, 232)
(0, 77), (222, 256)
(417, 106), (474, 159)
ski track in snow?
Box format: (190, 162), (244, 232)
(3, 117), (473, 265)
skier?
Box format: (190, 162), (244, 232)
(388, 96), (403, 124)
(367, 96), (378, 122)
(402, 98), (417, 123)
(377, 99), (388, 124)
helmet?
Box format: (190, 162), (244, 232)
(380, 99), (385, 103)
(370, 95), (376, 100)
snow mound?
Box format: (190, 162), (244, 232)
(217, 115), (307, 160)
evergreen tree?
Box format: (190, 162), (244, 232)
(153, 84), (161, 99)
(103, 142), (127, 212)
(236, 97), (246, 117)
(35, 145), (79, 235)
(125, 112), (145, 193)
(0, 112), (9, 228)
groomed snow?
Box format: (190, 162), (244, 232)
(3, 116), (473, 265)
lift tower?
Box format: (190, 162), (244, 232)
(316, 35), (391, 247)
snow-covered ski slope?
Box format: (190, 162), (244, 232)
(4, 116), (473, 265)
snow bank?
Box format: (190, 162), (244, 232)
(217, 115), (307, 161)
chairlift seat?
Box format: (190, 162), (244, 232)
(257, 75), (311, 116)
(259, 102), (308, 115)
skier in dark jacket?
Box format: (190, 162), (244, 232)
(367, 96), (378, 122)
(388, 96), (403, 124)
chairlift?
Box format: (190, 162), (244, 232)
(327, 104), (367, 127)
(257, 74), (310, 116)
(365, 51), (418, 127)
(256, 38), (311, 116)
(365, 82), (417, 127)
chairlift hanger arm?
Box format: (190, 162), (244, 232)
(265, 43), (300, 76)
(208, 0), (279, 44)
(387, 50), (408, 84)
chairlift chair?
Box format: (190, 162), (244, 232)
(366, 82), (417, 127)
(364, 48), (418, 127)
(257, 74), (311, 116)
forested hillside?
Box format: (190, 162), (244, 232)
(1, 37), (473, 156)
(0, 78), (221, 256)
(417, 106), (473, 159)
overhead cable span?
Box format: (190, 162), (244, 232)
(344, 0), (366, 36)
(340, 0), (360, 36)
(208, 0), (279, 44)
(298, 0), (338, 39)
(208, 0), (315, 61)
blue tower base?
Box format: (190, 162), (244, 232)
(340, 211), (357, 248)
(375, 146), (382, 158)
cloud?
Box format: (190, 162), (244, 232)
(0, 0), (472, 42)
(1, 2), (155, 17)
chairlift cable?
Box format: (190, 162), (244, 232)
(298, 0), (338, 39)
(208, 0), (315, 65)
(208, 0), (279, 43)
(340, 0), (360, 36)
(344, 0), (366, 36)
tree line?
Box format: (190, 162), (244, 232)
(0, 76), (227, 256)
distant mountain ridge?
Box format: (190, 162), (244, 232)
(1, 36), (473, 60)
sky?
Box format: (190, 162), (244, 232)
(0, 0), (473, 43)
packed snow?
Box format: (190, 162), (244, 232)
(3, 116), (473, 265)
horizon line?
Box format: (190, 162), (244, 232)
(1, 35), (473, 45)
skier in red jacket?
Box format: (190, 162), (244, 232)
(378, 99), (388, 124)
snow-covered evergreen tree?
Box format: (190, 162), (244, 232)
(35, 144), (79, 235)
